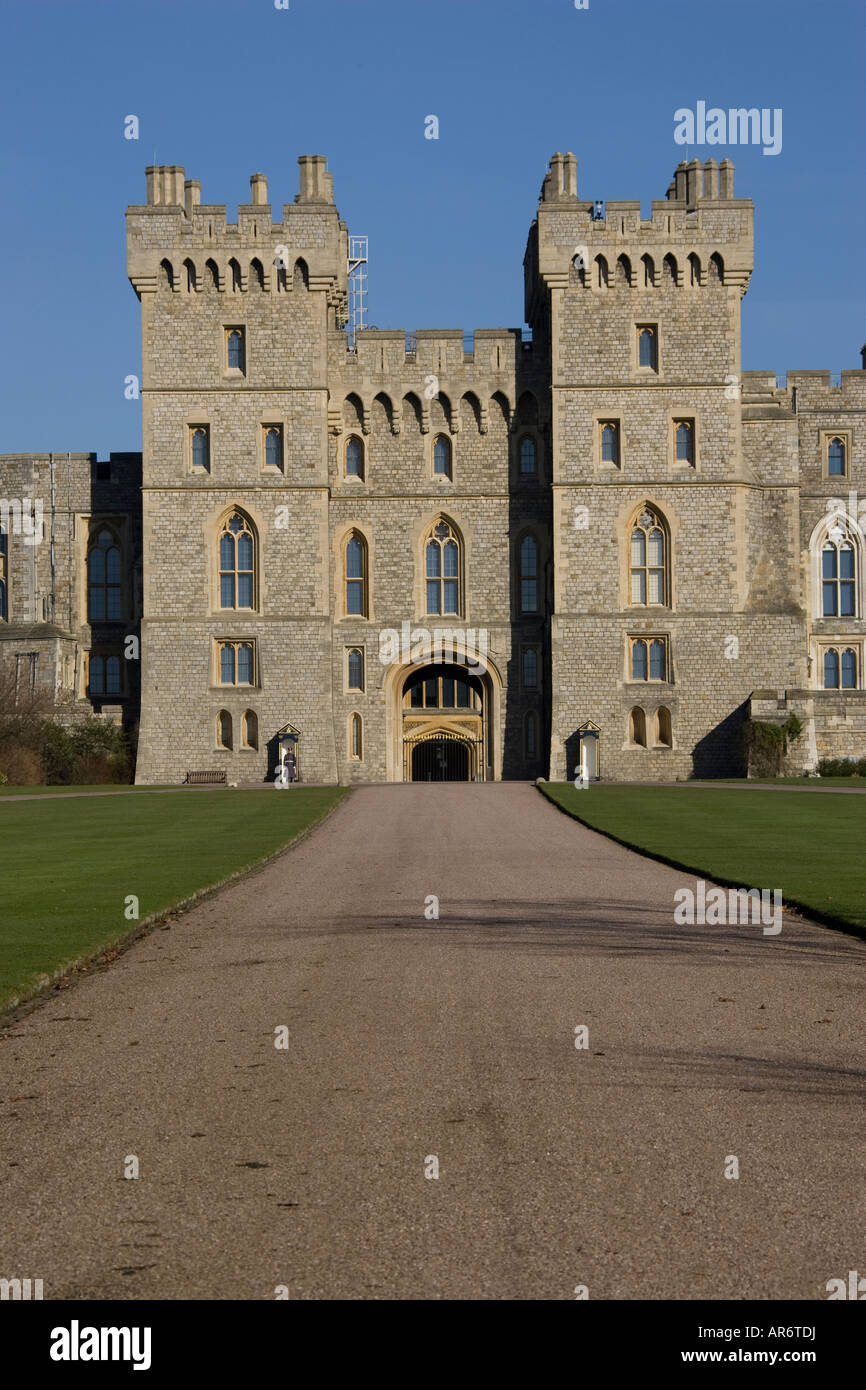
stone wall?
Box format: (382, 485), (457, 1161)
(0, 451), (141, 726)
(4, 151), (866, 787)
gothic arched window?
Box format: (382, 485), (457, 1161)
(219, 512), (256, 610)
(630, 508), (668, 606)
(822, 531), (856, 617)
(425, 520), (460, 615)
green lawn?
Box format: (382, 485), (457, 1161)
(0, 784), (181, 797)
(539, 782), (866, 936)
(712, 777), (866, 788)
(0, 787), (347, 1012)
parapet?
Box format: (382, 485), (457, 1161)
(128, 157), (345, 301)
(530, 153), (754, 304)
(786, 369), (866, 409)
(136, 157), (337, 221)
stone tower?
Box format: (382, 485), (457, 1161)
(127, 158), (348, 783)
(524, 153), (806, 779)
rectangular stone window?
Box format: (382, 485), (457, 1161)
(628, 635), (669, 682)
(673, 418), (695, 467)
(189, 425), (210, 473)
(346, 646), (365, 692)
(224, 326), (246, 374)
(821, 429), (851, 479)
(216, 639), (256, 686)
(598, 419), (621, 468)
(263, 425), (284, 471)
(636, 323), (658, 372)
(88, 651), (124, 696)
(522, 645), (539, 689)
(819, 643), (859, 689)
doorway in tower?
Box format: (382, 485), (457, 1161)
(401, 664), (485, 781)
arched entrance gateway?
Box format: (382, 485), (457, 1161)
(401, 665), (484, 781)
(382, 643), (503, 782)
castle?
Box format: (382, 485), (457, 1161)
(2, 152), (865, 784)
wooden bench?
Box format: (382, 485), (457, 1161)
(185, 770), (227, 786)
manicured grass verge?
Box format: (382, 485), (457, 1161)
(539, 782), (866, 938)
(0, 787), (347, 1013)
(0, 784), (180, 797)
(712, 777), (866, 788)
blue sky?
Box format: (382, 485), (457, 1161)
(1, 0), (864, 457)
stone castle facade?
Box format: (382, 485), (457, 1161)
(2, 152), (865, 783)
(0, 452), (142, 724)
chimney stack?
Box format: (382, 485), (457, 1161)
(184, 179), (201, 218)
(296, 155), (334, 204)
(145, 165), (186, 206)
(686, 158), (703, 207)
(703, 158), (719, 199)
(250, 172), (269, 205)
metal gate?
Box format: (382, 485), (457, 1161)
(402, 730), (483, 782)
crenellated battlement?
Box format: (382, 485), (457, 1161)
(538, 152), (740, 209)
(530, 152), (753, 306)
(324, 328), (546, 437)
(741, 370), (866, 414)
(336, 327), (529, 376)
(126, 156), (347, 306)
(785, 370), (866, 410)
